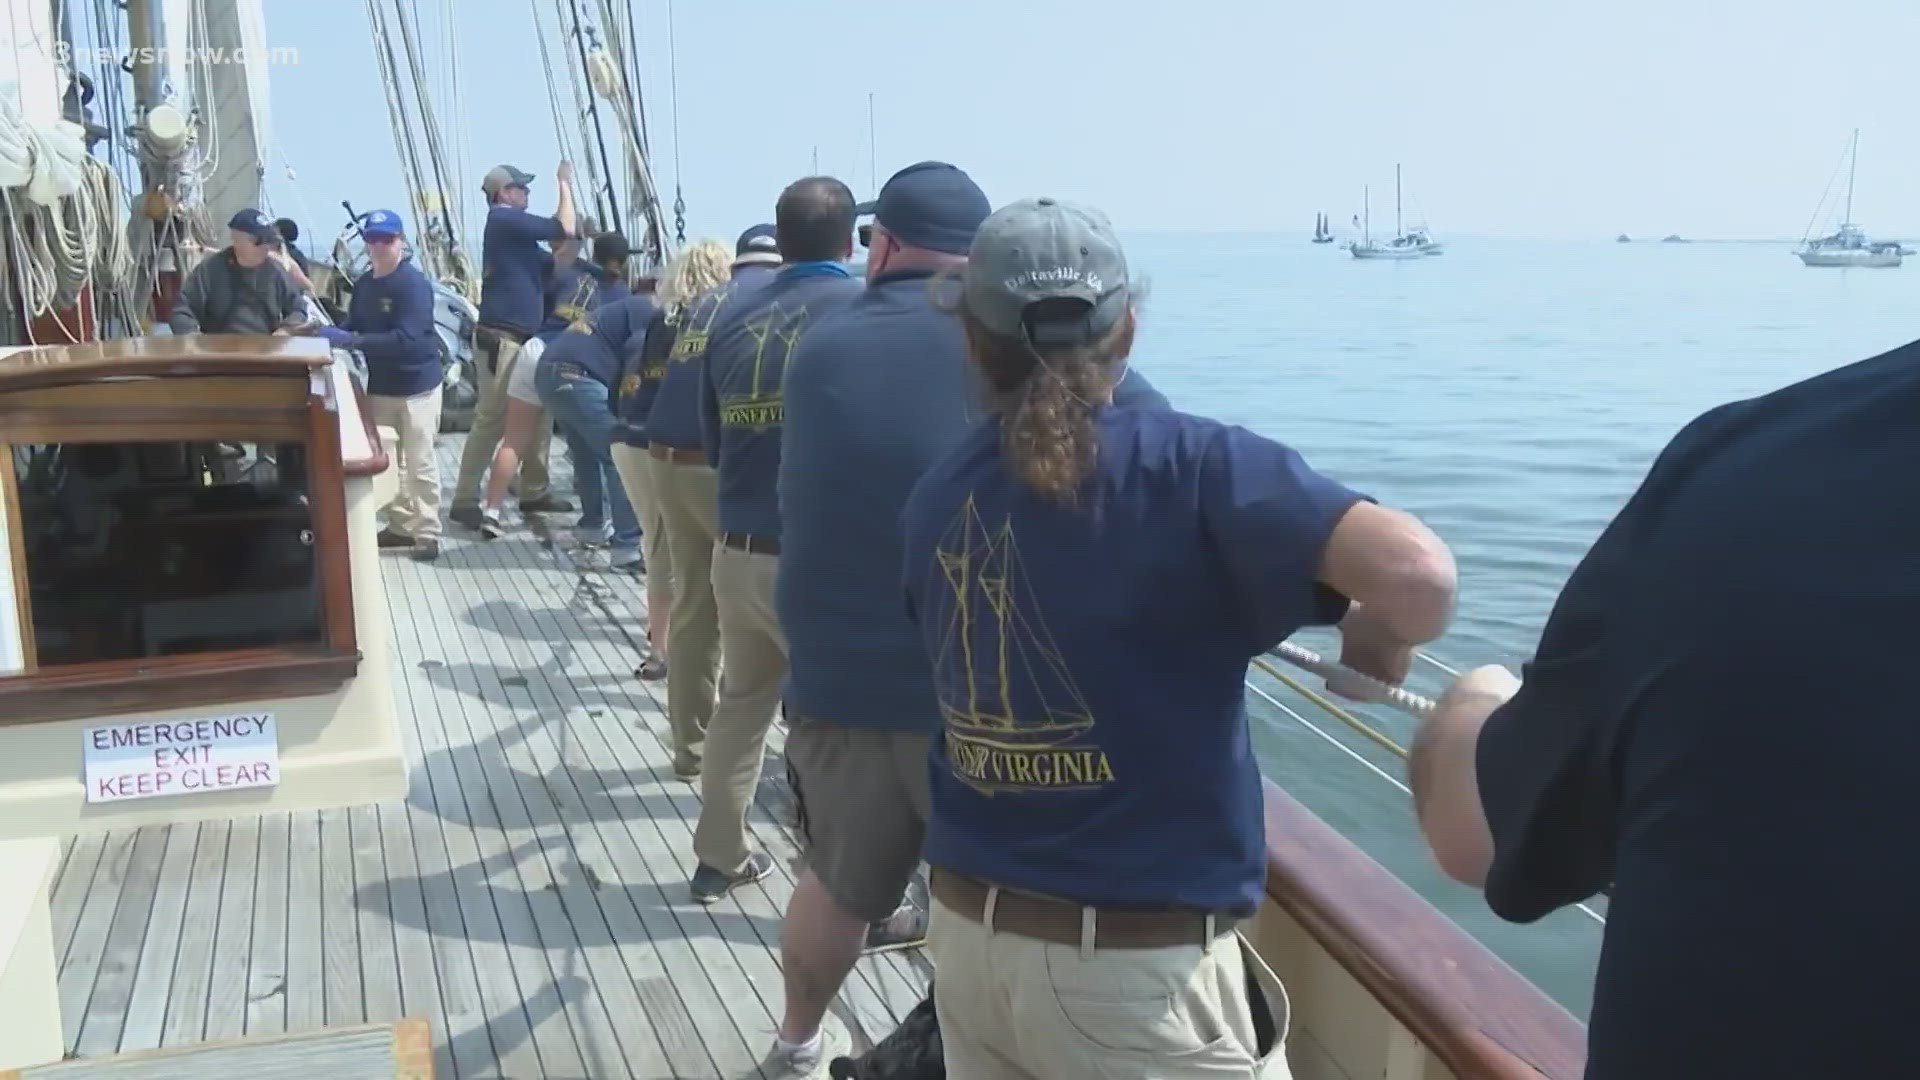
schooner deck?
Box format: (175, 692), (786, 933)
(42, 438), (931, 1078)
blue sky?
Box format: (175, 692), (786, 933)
(253, 0), (1920, 247)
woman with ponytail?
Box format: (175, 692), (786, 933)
(900, 197), (1457, 1078)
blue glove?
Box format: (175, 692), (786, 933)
(317, 326), (354, 348)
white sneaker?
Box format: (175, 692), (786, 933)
(752, 1016), (851, 1080)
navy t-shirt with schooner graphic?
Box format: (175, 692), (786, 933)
(779, 266), (1175, 734)
(646, 264), (778, 451)
(900, 406), (1365, 913)
(698, 262), (861, 538)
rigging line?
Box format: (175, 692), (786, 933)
(664, 0), (684, 242)
(1243, 678), (1607, 927)
(1251, 655), (1410, 758)
(388, 0), (461, 265)
(438, 0), (472, 237)
(562, 0), (620, 229)
(368, 0), (433, 250)
(528, 0), (575, 167)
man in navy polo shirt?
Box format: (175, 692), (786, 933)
(317, 209), (443, 562)
(688, 180), (862, 931)
(450, 161), (579, 527)
(643, 225), (783, 781)
(1411, 340), (1920, 1079)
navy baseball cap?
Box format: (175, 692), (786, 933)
(865, 161), (989, 256)
(227, 207), (276, 242)
(361, 208), (404, 238)
(734, 223), (780, 266)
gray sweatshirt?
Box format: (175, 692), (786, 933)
(168, 250), (306, 335)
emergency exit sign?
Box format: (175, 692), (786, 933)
(82, 712), (280, 804)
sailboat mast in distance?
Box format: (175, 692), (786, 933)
(1845, 127), (1858, 224)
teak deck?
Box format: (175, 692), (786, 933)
(43, 437), (932, 1079)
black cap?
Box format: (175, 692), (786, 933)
(227, 207), (276, 242)
(592, 232), (632, 262)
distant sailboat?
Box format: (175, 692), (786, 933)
(1351, 165), (1441, 259)
(1796, 129), (1902, 268)
(1312, 213), (1334, 244)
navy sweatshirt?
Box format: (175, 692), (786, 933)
(776, 266), (1171, 732)
(538, 293), (656, 387)
(344, 257), (441, 397)
(540, 260), (626, 339)
(477, 204), (566, 334)
(700, 263), (863, 539)
(645, 263), (777, 451)
(614, 307), (677, 447)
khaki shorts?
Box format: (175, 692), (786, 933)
(785, 713), (932, 923)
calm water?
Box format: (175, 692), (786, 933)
(1125, 233), (1920, 1017)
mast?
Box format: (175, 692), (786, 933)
(867, 92), (877, 196)
(1363, 186), (1370, 243)
(1845, 127), (1858, 224)
(1395, 163), (1403, 238)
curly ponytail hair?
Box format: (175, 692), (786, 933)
(959, 298), (1135, 506)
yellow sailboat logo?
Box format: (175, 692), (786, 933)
(928, 496), (1113, 796)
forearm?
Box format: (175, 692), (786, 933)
(1411, 684), (1504, 888)
(555, 182), (577, 237)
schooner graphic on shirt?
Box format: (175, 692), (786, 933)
(926, 495), (1113, 796)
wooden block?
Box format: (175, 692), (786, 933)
(0, 1017), (433, 1079)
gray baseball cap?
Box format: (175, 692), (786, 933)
(962, 197), (1130, 347)
(482, 164), (535, 198)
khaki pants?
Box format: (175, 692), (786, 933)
(610, 443), (670, 585)
(649, 452), (719, 773)
(453, 330), (552, 507)
(368, 389), (443, 541)
(693, 543), (786, 876)
(928, 896), (1293, 1079)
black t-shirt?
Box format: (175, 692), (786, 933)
(1476, 339), (1920, 1078)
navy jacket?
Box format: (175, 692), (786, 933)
(646, 263), (778, 451)
(614, 307), (677, 447)
(344, 258), (440, 397)
(699, 263), (862, 538)
(538, 293), (656, 388)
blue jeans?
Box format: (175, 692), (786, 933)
(535, 361), (640, 555)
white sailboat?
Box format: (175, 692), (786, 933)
(1350, 164), (1441, 259)
(1796, 129), (1902, 268)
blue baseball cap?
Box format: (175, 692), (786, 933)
(865, 161), (989, 256)
(734, 223), (780, 266)
(227, 207), (276, 242)
(361, 208), (404, 238)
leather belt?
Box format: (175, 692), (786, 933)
(930, 867), (1238, 950)
(648, 443), (705, 465)
(720, 532), (779, 557)
(476, 324), (530, 345)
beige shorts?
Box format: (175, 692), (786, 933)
(785, 714), (932, 923)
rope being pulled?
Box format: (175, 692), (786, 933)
(1266, 640), (1441, 719)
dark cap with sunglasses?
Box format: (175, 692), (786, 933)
(856, 161), (989, 254)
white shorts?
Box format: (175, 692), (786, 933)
(505, 335), (544, 406)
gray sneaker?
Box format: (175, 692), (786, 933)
(863, 899), (928, 954)
(689, 851), (772, 904)
(753, 1016), (851, 1080)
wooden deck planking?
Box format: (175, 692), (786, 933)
(42, 436), (931, 1077)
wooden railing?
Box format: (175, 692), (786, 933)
(1261, 779), (1588, 1079)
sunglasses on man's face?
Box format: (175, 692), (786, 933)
(858, 222), (873, 249)
(364, 233), (401, 246)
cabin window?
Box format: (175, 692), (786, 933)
(13, 441), (324, 665)
(0, 369), (360, 723)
